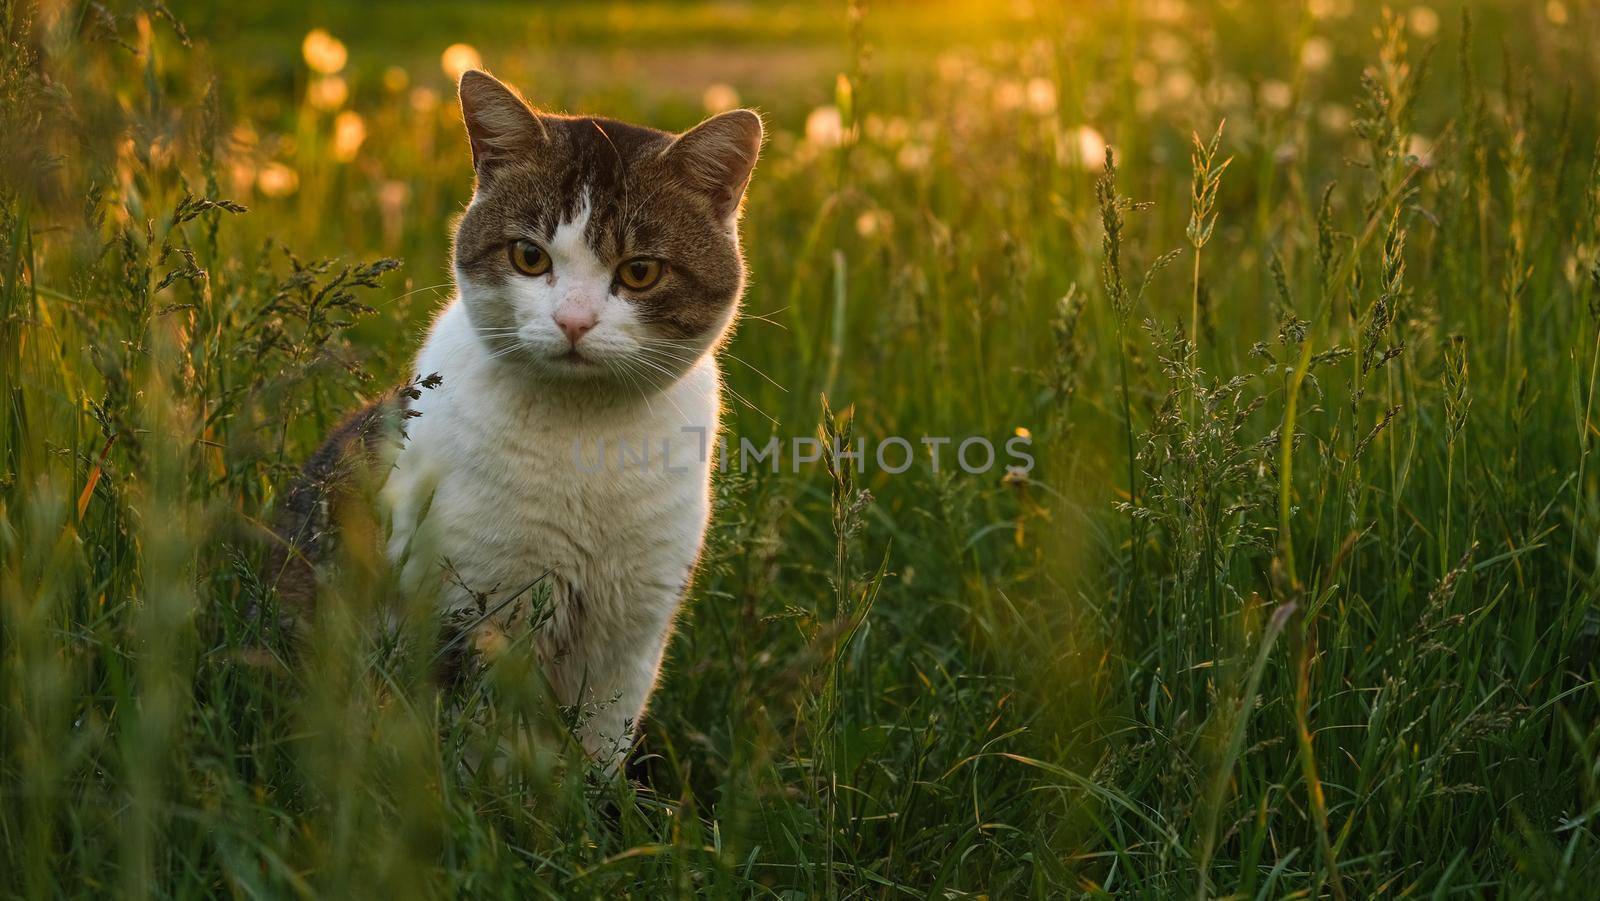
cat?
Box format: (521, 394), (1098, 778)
(270, 69), (762, 766)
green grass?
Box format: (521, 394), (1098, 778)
(4, 0), (1600, 896)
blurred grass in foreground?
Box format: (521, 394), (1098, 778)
(5, 0), (1600, 896)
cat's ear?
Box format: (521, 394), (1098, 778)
(663, 109), (763, 221)
(458, 70), (548, 178)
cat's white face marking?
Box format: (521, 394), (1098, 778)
(476, 191), (648, 380)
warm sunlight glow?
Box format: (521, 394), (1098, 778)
(382, 65), (410, 93)
(255, 161), (298, 197)
(332, 111), (367, 162)
(804, 105), (843, 147)
(300, 28), (347, 75)
(702, 83), (740, 114)
(440, 43), (483, 81)
(1025, 78), (1056, 116)
(15, 3), (1594, 895)
(1300, 36), (1333, 72)
(1407, 5), (1440, 37)
(307, 75), (348, 111)
(1062, 124), (1106, 171)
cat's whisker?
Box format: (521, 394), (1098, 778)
(610, 355), (660, 411)
(601, 356), (655, 418)
(635, 341), (770, 389)
(378, 281), (456, 308)
(720, 351), (787, 392)
(638, 339), (787, 393)
(631, 343), (696, 363)
(740, 305), (789, 329)
(719, 385), (779, 427)
(634, 346), (777, 426)
(485, 344), (530, 362)
(616, 354), (691, 425)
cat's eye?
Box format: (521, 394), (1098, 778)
(617, 258), (663, 291)
(508, 239), (551, 276)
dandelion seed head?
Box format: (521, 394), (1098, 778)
(302, 28), (347, 75)
(1213, 76), (1250, 111)
(1260, 79), (1293, 111)
(1301, 37), (1334, 72)
(228, 158), (256, 196)
(379, 180), (411, 246)
(896, 143), (932, 172)
(307, 75), (348, 111)
(441, 43), (483, 81)
(1160, 69), (1196, 105)
(855, 209), (893, 238)
(382, 66), (410, 93)
(884, 116), (911, 144)
(332, 111), (366, 162)
(1062, 125), (1107, 171)
(1309, 0), (1354, 19)
(1318, 102), (1352, 132)
(702, 83), (740, 114)
(1026, 77), (1057, 116)
(410, 86), (441, 114)
(1150, 32), (1186, 65)
(994, 79), (1026, 112)
(257, 162), (299, 197)
(1408, 6), (1441, 38)
(805, 105), (844, 147)
(936, 52), (968, 83)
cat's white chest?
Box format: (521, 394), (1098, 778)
(383, 302), (719, 640)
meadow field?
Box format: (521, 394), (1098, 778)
(3, 0), (1600, 895)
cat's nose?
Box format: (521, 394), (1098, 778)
(553, 309), (598, 344)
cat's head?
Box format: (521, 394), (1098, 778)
(451, 70), (761, 390)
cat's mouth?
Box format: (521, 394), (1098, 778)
(556, 348), (595, 367)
